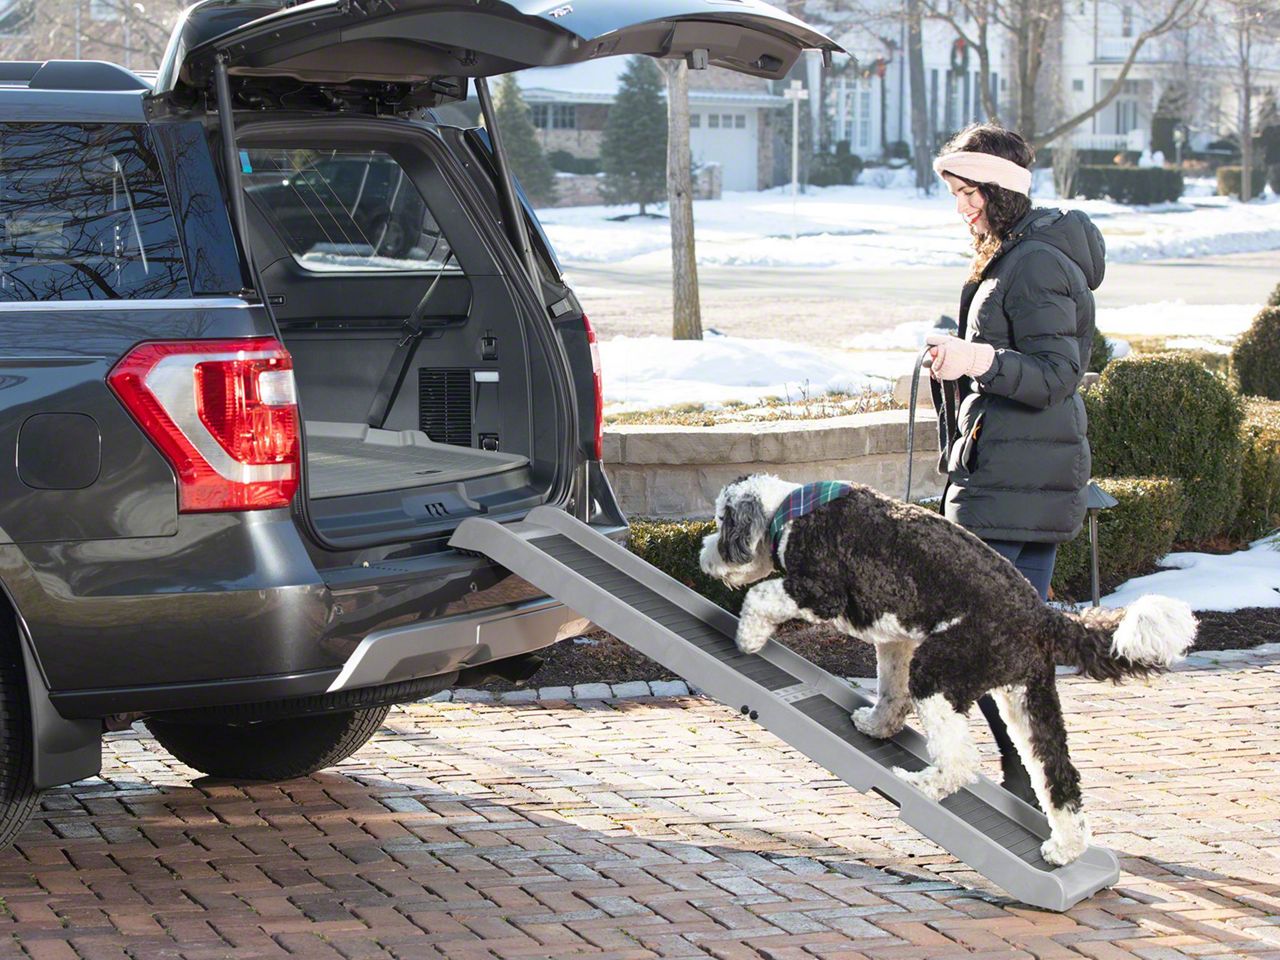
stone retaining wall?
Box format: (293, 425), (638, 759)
(602, 409), (943, 519)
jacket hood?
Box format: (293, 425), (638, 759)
(1017, 208), (1106, 290)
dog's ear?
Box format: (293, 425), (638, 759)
(718, 494), (767, 565)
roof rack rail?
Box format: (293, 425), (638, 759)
(0, 60), (150, 92)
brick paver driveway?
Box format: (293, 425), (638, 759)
(1, 648), (1278, 960)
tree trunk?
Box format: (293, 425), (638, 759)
(1240, 15), (1253, 203)
(662, 60), (703, 340)
(907, 0), (933, 191)
(976, 41), (998, 120)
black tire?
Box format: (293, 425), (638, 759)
(0, 618), (39, 846)
(146, 705), (391, 781)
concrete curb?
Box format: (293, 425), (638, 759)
(427, 643), (1280, 705)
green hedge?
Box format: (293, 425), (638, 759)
(1217, 165), (1267, 199)
(628, 517), (753, 614)
(1232, 306), (1280, 400)
(1085, 354), (1243, 541)
(1074, 166), (1183, 204)
(1051, 477), (1186, 600)
(1232, 399), (1280, 540)
(809, 151), (864, 187)
(1089, 328), (1113, 373)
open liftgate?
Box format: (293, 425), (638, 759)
(450, 506), (1119, 911)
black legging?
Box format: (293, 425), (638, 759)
(978, 539), (1058, 806)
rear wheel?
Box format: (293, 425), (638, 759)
(0, 618), (39, 846)
(146, 706), (391, 781)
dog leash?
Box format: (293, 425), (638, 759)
(904, 344), (933, 503)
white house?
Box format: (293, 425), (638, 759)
(516, 60), (787, 192)
(822, 16), (1008, 161)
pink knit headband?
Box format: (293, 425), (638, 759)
(933, 151), (1032, 196)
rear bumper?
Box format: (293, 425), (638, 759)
(326, 597), (588, 692)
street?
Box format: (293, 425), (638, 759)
(567, 250), (1279, 345)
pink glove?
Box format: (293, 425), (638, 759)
(925, 334), (995, 382)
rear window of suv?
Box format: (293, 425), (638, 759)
(240, 148), (455, 273)
(0, 123), (190, 301)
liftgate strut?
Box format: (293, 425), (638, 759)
(450, 507), (1120, 911)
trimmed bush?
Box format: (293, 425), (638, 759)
(1051, 477), (1186, 600)
(1217, 165), (1267, 199)
(1268, 282), (1280, 308)
(1232, 306), (1280, 400)
(1085, 354), (1243, 541)
(1073, 165), (1183, 204)
(628, 518), (754, 614)
(809, 151), (863, 186)
(1088, 328), (1112, 373)
(1232, 399), (1280, 540)
(548, 150), (601, 175)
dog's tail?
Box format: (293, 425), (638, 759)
(1049, 595), (1197, 682)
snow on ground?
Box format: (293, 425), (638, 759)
(1100, 536), (1280, 612)
(598, 333), (894, 412)
(537, 179), (1280, 271)
(599, 299), (1262, 411)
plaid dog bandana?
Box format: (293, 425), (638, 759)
(770, 481), (853, 568)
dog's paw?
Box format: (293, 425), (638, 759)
(1040, 832), (1087, 866)
(734, 629), (769, 655)
(852, 706), (900, 739)
(890, 765), (951, 801)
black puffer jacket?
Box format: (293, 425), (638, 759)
(932, 207), (1105, 543)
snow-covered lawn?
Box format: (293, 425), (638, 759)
(1101, 537), (1280, 612)
(538, 176), (1280, 270)
(598, 333), (905, 412)
(599, 299), (1261, 412)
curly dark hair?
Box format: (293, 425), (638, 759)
(937, 124), (1034, 280)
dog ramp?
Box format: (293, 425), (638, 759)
(450, 506), (1120, 911)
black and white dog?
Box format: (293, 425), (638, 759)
(699, 474), (1197, 866)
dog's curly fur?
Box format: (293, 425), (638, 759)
(699, 474), (1198, 867)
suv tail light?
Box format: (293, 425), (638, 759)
(583, 314), (603, 460)
(108, 339), (300, 513)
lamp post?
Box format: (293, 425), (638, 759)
(784, 79), (809, 241)
(1086, 481), (1118, 607)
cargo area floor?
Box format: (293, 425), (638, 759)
(304, 422), (529, 499)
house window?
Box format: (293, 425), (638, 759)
(530, 103), (576, 130)
(734, 114), (746, 129)
(721, 114), (733, 128)
(1077, 0), (1085, 13)
(1115, 97), (1139, 134)
(1121, 5), (1133, 37)
(708, 114), (720, 128)
(89, 0), (119, 19)
(690, 114), (701, 128)
(840, 78), (875, 151)
(1073, 78), (1085, 92)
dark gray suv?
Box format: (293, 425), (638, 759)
(0, 0), (835, 844)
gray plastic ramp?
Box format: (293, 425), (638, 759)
(449, 507), (1120, 911)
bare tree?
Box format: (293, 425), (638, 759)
(923, 0), (1001, 119)
(905, 0), (935, 189)
(0, 0), (189, 71)
(659, 60), (703, 341)
(1215, 0), (1280, 200)
(1012, 0), (1206, 146)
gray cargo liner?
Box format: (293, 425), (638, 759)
(304, 422), (529, 499)
(450, 506), (1121, 911)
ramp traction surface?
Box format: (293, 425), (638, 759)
(450, 506), (1120, 910)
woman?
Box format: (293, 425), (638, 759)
(925, 123), (1104, 806)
